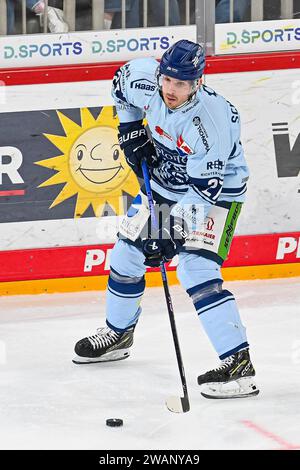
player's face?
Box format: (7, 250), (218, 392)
(161, 75), (194, 109)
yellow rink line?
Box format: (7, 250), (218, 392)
(0, 263), (300, 296)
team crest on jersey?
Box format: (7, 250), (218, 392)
(176, 135), (193, 156)
(155, 126), (173, 141)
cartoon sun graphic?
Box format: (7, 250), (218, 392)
(36, 106), (140, 217)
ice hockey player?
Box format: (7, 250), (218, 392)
(73, 39), (259, 399)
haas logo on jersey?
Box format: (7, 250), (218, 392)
(176, 135), (193, 156)
(130, 79), (156, 91)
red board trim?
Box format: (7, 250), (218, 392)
(1, 51), (300, 86)
(0, 190), (26, 197)
(0, 232), (299, 283)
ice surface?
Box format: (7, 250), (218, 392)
(0, 277), (300, 450)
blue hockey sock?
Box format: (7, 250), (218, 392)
(106, 267), (145, 332)
(187, 279), (248, 359)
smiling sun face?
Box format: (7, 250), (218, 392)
(70, 126), (130, 192)
(36, 107), (139, 217)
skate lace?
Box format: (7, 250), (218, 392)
(88, 327), (120, 350)
(213, 355), (235, 372)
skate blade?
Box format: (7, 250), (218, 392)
(200, 377), (259, 399)
(72, 349), (130, 364)
(201, 389), (259, 399)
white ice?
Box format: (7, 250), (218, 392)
(0, 277), (300, 450)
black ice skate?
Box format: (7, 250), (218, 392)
(72, 326), (134, 364)
(197, 348), (259, 399)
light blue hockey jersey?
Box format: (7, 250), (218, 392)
(111, 57), (249, 219)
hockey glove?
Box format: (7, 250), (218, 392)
(118, 121), (158, 178)
(142, 217), (188, 267)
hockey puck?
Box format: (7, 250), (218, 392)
(106, 418), (123, 427)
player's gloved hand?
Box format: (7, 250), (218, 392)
(142, 218), (188, 267)
(118, 120), (159, 178)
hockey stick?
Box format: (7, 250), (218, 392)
(141, 159), (190, 413)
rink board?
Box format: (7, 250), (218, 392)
(0, 231), (300, 295)
(0, 25), (197, 69)
(0, 50), (300, 293)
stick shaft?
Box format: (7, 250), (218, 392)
(141, 160), (189, 404)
